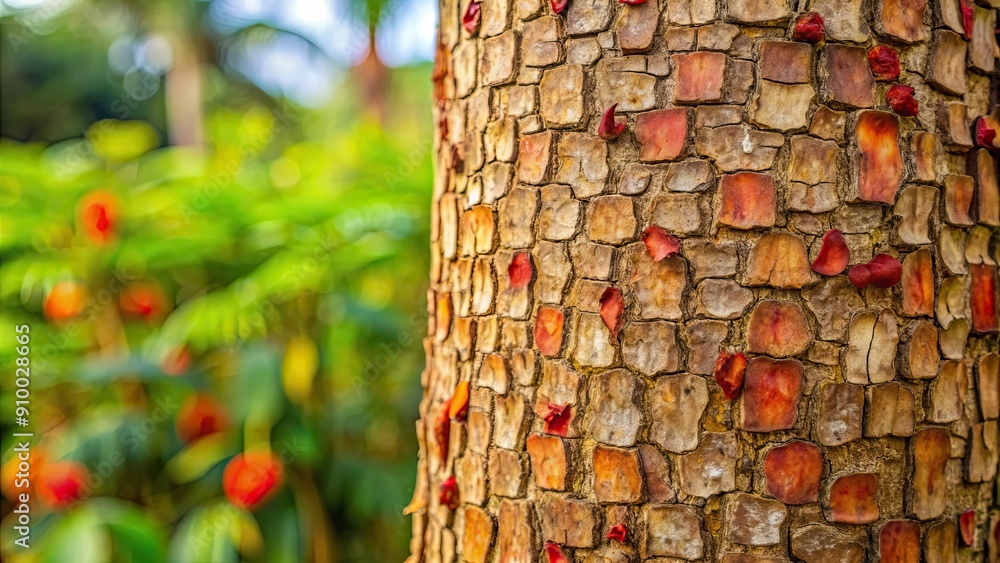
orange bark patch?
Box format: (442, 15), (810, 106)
(944, 175), (975, 225)
(746, 300), (812, 357)
(764, 440), (823, 505)
(534, 306), (565, 355)
(912, 427), (950, 519)
(449, 381), (470, 421)
(829, 473), (879, 524)
(856, 111), (903, 204)
(526, 433), (568, 490)
(879, 520), (920, 563)
(592, 445), (643, 503)
(463, 506), (494, 563)
(901, 248), (934, 316)
(741, 357), (803, 432)
(634, 109), (688, 162)
(673, 52), (726, 103)
(746, 233), (812, 288)
(717, 172), (776, 229)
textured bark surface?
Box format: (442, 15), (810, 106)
(410, 0), (1000, 561)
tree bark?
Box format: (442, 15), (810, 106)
(410, 0), (1000, 561)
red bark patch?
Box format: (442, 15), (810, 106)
(717, 172), (776, 229)
(960, 509), (976, 546)
(971, 264), (999, 333)
(434, 401), (451, 463)
(551, 0), (568, 14)
(856, 111), (902, 204)
(222, 452), (284, 511)
(741, 357), (803, 432)
(439, 475), (459, 510)
(713, 350), (747, 400)
(642, 225), (681, 261)
(598, 104), (627, 140)
(829, 473), (879, 524)
(176, 394), (229, 443)
(534, 306), (565, 355)
(449, 381), (470, 421)
(462, 1), (481, 34)
(746, 300), (812, 358)
(886, 85), (918, 116)
(543, 403), (572, 436)
(618, 0), (646, 4)
(764, 440), (823, 505)
(848, 254), (902, 289)
(880, 520), (920, 563)
(599, 287), (625, 340)
(508, 251), (533, 289)
(811, 229), (850, 276)
(792, 12), (825, 43)
(634, 108), (688, 162)
(37, 461), (89, 510)
(606, 523), (628, 542)
(867, 45), (901, 80)
(673, 51), (726, 103)
(543, 541), (569, 563)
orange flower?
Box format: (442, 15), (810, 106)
(43, 281), (86, 321)
(77, 191), (118, 245)
(222, 452), (284, 510)
(119, 281), (170, 321)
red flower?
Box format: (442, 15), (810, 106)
(462, 1), (481, 34)
(37, 461), (89, 509)
(222, 452), (284, 510)
(792, 12), (825, 43)
(867, 46), (900, 81)
(176, 393), (229, 443)
(597, 104), (626, 140)
(713, 351), (748, 400)
(886, 85), (918, 117)
(599, 287), (625, 340)
(543, 403), (572, 436)
(848, 254), (902, 289)
(606, 523), (628, 542)
(811, 229), (850, 276)
(439, 475), (459, 510)
(642, 226), (680, 261)
(543, 541), (569, 563)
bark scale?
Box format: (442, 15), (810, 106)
(410, 0), (1000, 561)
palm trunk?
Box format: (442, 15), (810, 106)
(410, 1), (1000, 561)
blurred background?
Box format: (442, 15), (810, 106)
(0, 0), (437, 560)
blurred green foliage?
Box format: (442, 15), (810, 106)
(0, 2), (432, 561)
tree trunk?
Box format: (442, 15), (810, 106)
(410, 1), (1000, 561)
